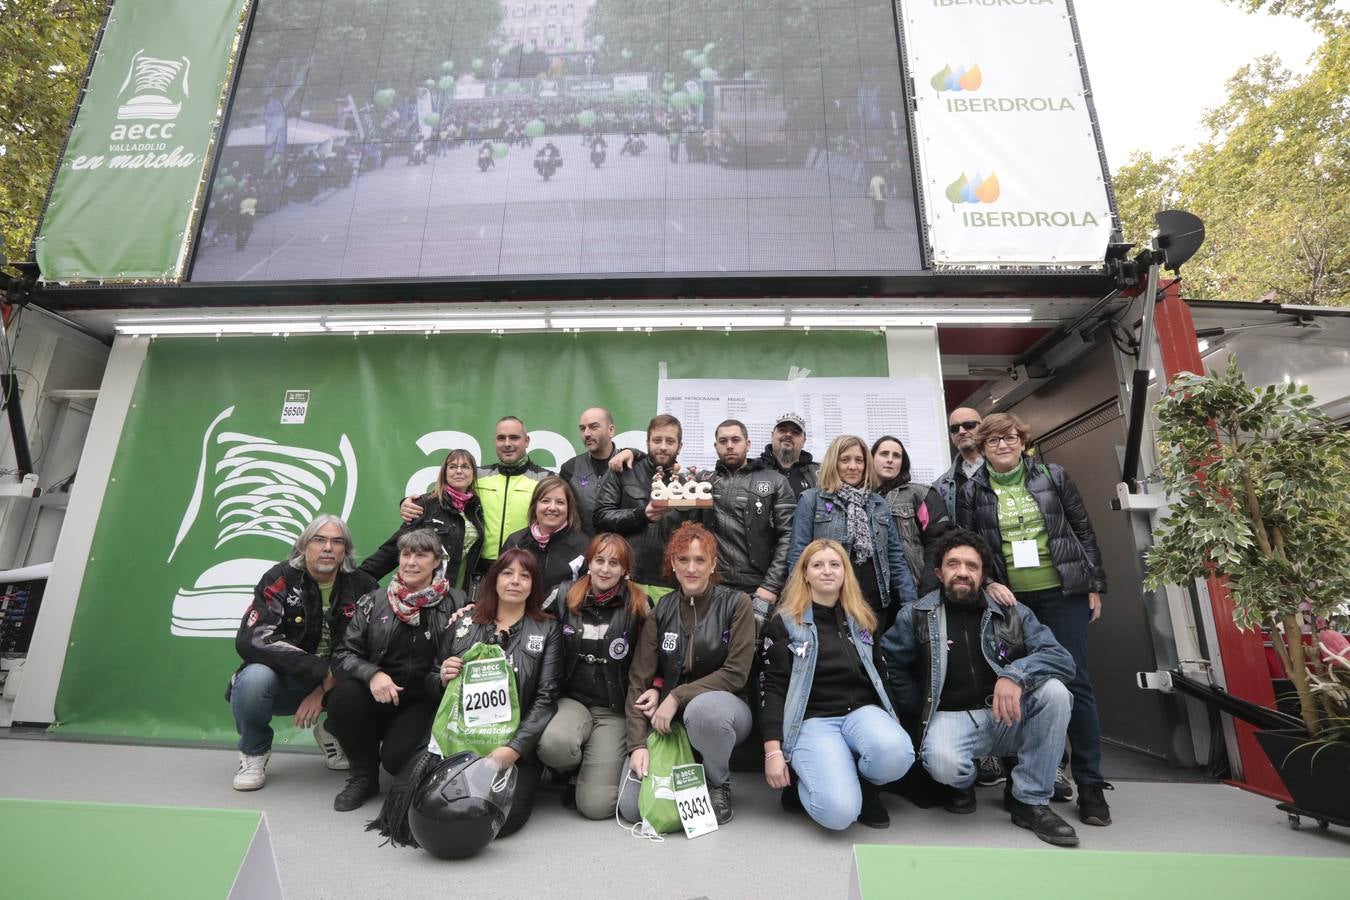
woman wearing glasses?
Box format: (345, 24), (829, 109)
(360, 449), (485, 592)
(954, 412), (1112, 829)
(787, 435), (917, 633)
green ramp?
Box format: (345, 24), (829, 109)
(0, 798), (282, 899)
(849, 845), (1350, 900)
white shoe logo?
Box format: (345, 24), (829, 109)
(117, 49), (190, 121)
(168, 406), (357, 638)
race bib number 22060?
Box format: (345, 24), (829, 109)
(461, 657), (511, 727)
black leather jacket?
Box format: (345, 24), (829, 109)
(228, 562), (377, 697)
(360, 491), (485, 591)
(758, 445), (818, 500)
(956, 460), (1107, 595)
(553, 578), (651, 713)
(502, 525), (590, 600)
(333, 586), (470, 694)
(438, 615), (564, 759)
(710, 459), (794, 595)
(592, 455), (711, 587)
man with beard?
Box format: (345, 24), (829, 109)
(708, 419), (794, 629)
(559, 407), (618, 537)
(593, 414), (709, 599)
(881, 529), (1079, 847)
(758, 412), (818, 500)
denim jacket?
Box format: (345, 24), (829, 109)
(880, 589), (1075, 736)
(786, 488), (917, 610)
(769, 604), (897, 759)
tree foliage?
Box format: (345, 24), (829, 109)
(0, 0), (105, 271)
(1112, 22), (1349, 305)
(1145, 356), (1350, 736)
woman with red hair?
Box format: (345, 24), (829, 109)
(537, 533), (652, 819)
(618, 522), (756, 825)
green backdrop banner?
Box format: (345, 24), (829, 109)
(55, 330), (887, 742)
(36, 0), (250, 282)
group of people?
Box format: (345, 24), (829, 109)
(227, 404), (1111, 848)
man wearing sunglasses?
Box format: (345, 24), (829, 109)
(936, 407), (985, 518)
(226, 514), (377, 792)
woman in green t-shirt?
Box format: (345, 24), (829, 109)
(954, 412), (1112, 830)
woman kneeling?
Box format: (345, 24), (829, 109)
(761, 538), (915, 830)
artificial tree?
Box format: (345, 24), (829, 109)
(1145, 357), (1350, 738)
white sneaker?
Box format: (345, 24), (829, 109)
(314, 721), (349, 771)
(233, 751), (270, 791)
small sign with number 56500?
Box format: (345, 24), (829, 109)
(280, 389), (310, 424)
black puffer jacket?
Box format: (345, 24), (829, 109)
(439, 615), (564, 759)
(360, 491), (485, 591)
(592, 455), (711, 587)
(955, 459), (1107, 595)
(333, 586), (470, 694)
(709, 459), (795, 595)
(502, 525), (590, 603)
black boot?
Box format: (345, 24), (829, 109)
(1077, 782), (1113, 826)
(334, 771), (380, 812)
(943, 785), (977, 815)
(856, 781), (890, 829)
(1009, 796), (1080, 847)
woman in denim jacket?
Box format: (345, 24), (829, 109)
(787, 435), (917, 632)
(762, 539), (914, 830)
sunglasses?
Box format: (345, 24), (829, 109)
(948, 421), (980, 434)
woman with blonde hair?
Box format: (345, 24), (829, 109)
(787, 435), (916, 631)
(762, 539), (914, 829)
(536, 533), (651, 819)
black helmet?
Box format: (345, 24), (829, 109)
(408, 752), (517, 859)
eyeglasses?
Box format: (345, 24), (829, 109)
(308, 536), (347, 548)
(444, 463), (474, 471)
(983, 435), (1021, 448)
(949, 421), (980, 434)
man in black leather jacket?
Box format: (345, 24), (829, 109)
(227, 514), (376, 792)
(593, 414), (710, 597)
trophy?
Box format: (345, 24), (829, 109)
(650, 465), (714, 508)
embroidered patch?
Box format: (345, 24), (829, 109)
(858, 628), (873, 645)
(340, 604), (355, 619)
(455, 621), (471, 639)
(754, 481), (772, 496)
(284, 588), (302, 607)
(609, 637), (629, 660)
(246, 609), (259, 627)
(661, 631), (678, 653)
(527, 634), (544, 653)
(579, 476), (590, 487)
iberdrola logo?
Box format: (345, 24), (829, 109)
(945, 172), (1000, 206)
(930, 64), (982, 94)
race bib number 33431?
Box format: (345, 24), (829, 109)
(672, 763), (719, 839)
(461, 657), (512, 727)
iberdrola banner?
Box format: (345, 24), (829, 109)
(898, 0), (1115, 268)
(54, 330), (887, 743)
(36, 0), (251, 282)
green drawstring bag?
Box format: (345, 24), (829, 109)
(638, 724), (696, 835)
(430, 642), (520, 758)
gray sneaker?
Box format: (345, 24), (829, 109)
(975, 756), (1006, 786)
(314, 720), (349, 771)
(233, 751), (269, 791)
(708, 782), (734, 825)
(1052, 765), (1074, 802)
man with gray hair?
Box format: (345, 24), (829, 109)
(226, 514), (378, 791)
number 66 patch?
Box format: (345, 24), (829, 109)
(461, 657), (512, 727)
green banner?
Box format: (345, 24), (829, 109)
(55, 330), (886, 743)
(35, 0), (250, 282)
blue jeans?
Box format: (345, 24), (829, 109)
(1021, 588), (1104, 785)
(922, 679), (1072, 804)
(792, 706), (915, 830)
(230, 663), (315, 755)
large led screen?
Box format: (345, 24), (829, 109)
(190, 0), (923, 281)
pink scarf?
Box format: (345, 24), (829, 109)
(530, 522), (554, 548)
(445, 485), (473, 513)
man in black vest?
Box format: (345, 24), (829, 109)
(559, 406), (618, 536)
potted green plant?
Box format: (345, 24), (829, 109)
(1145, 356), (1350, 821)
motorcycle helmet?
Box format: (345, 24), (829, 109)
(408, 751), (518, 859)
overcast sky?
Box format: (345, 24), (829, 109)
(1072, 1), (1326, 170)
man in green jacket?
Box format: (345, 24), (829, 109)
(400, 416), (547, 568)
